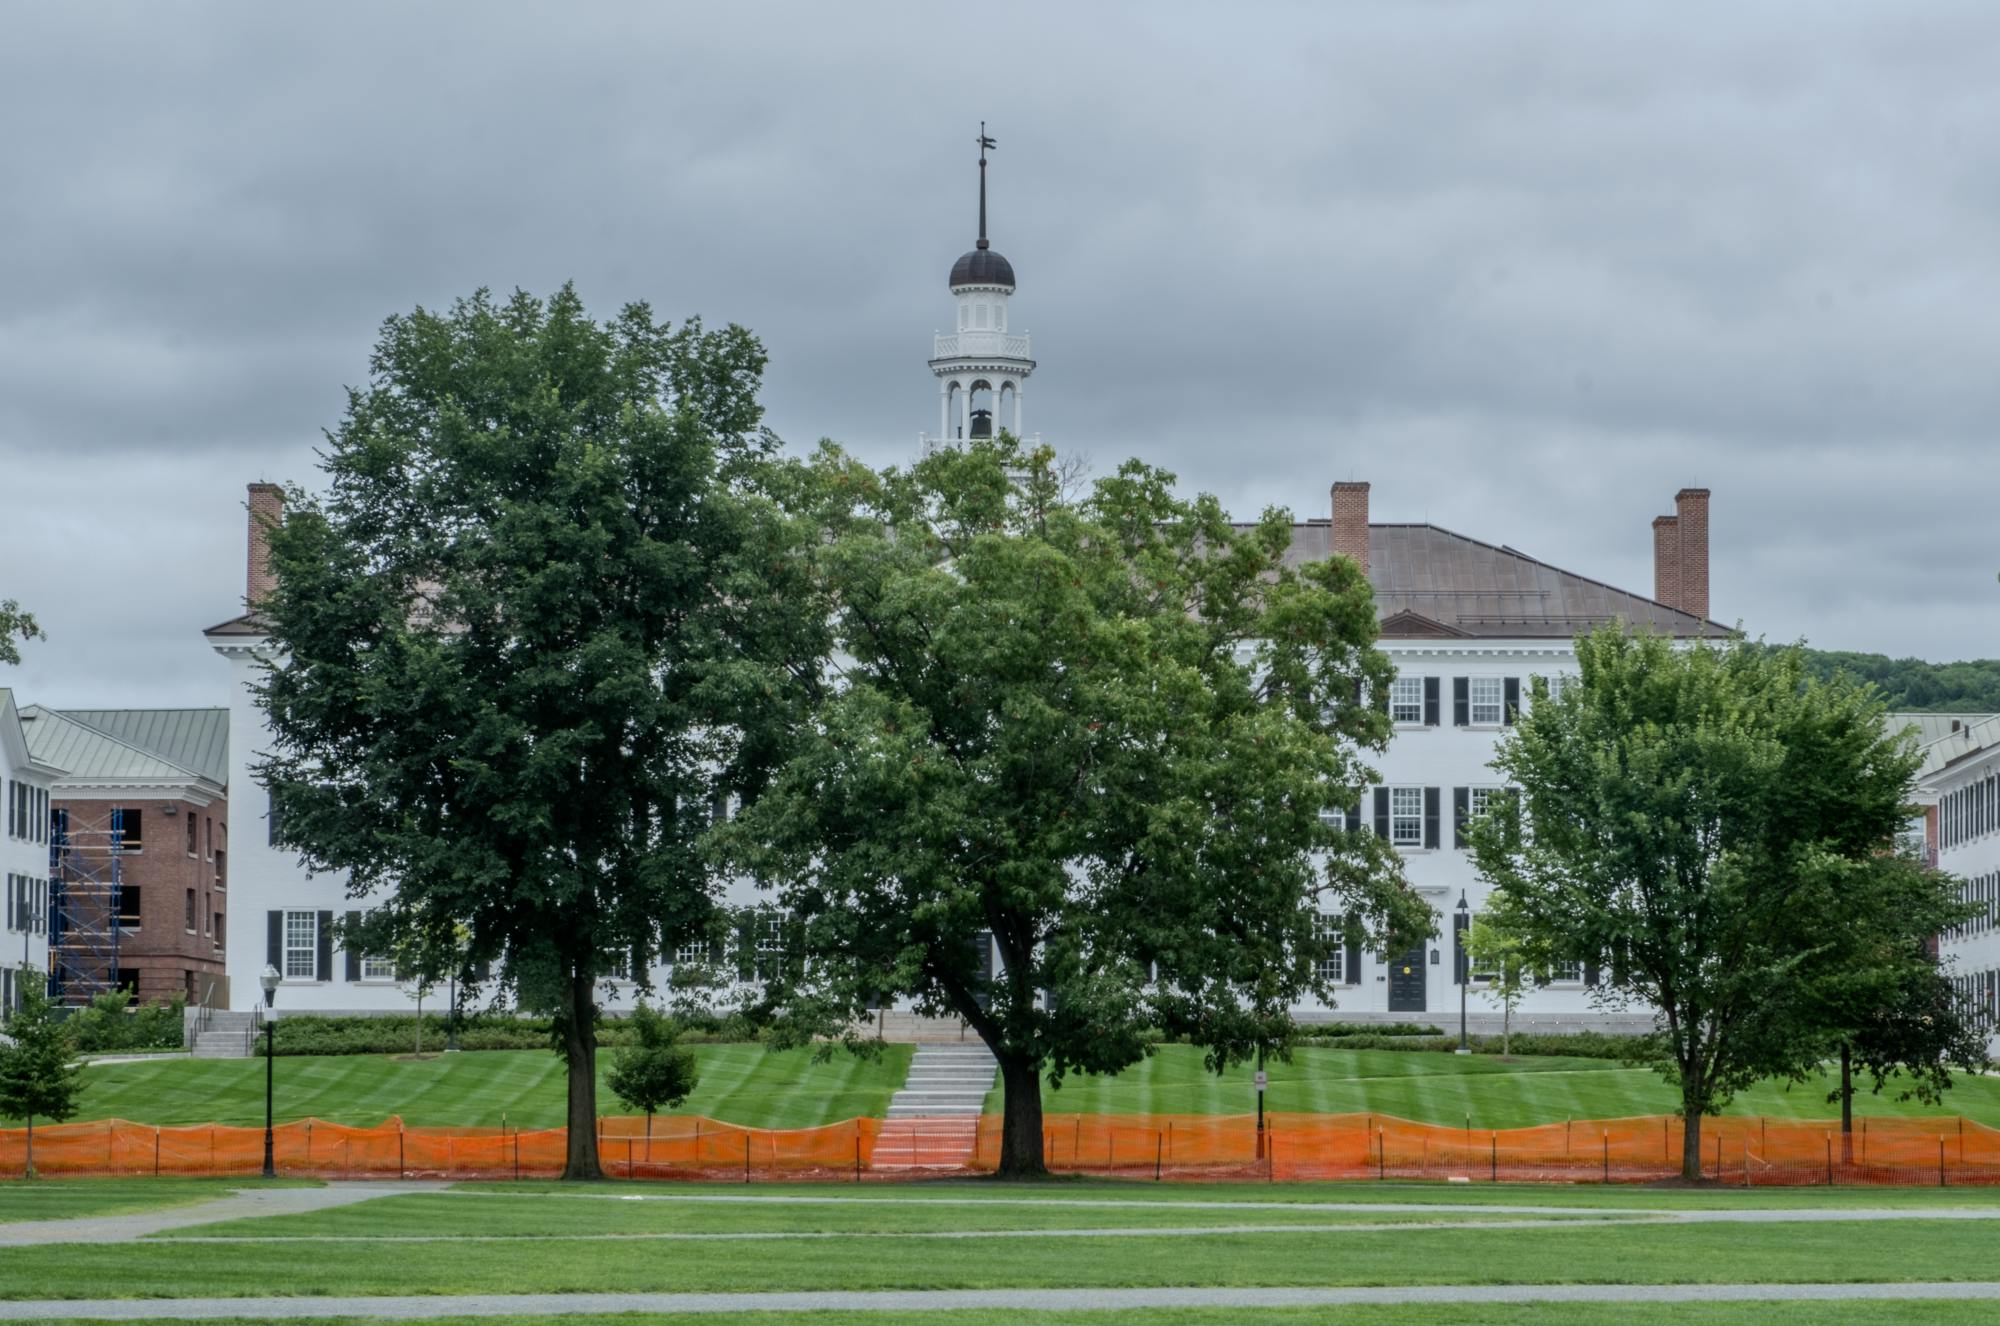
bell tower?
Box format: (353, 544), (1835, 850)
(926, 124), (1035, 452)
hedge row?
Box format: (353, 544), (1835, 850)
(1299, 1022), (1444, 1040)
(65, 992), (187, 1052)
(1298, 1030), (1659, 1060)
(259, 1010), (767, 1057)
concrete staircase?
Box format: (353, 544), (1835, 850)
(190, 1011), (259, 1059)
(873, 1042), (996, 1170)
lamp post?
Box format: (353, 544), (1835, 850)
(259, 963), (280, 1178)
(1455, 891), (1471, 1056)
(445, 969), (460, 1053)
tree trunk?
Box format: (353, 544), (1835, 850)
(995, 1052), (1047, 1178)
(1680, 1108), (1703, 1183)
(1502, 1005), (1511, 1058)
(560, 964), (604, 1181)
(1840, 1042), (1854, 1165)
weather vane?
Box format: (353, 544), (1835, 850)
(976, 122), (996, 248)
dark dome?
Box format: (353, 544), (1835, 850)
(950, 245), (1016, 289)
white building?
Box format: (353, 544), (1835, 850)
(1914, 714), (2000, 1037)
(0, 688), (60, 1013)
(206, 145), (1729, 1028)
(1250, 484), (1727, 1028)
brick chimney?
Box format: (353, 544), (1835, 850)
(1331, 481), (1370, 573)
(247, 483), (284, 609)
(1652, 514), (1680, 610)
(1674, 488), (1709, 621)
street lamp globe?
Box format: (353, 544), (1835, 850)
(260, 963), (281, 1007)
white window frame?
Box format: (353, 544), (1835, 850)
(1469, 912), (1500, 985)
(1313, 913), (1345, 984)
(283, 910), (318, 980)
(1389, 786), (1424, 847)
(1545, 958), (1585, 985)
(1469, 676), (1505, 725)
(359, 953), (397, 982)
(1388, 676), (1424, 725)
(674, 939), (712, 967)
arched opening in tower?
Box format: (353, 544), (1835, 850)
(968, 380), (995, 438)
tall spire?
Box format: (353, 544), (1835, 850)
(976, 122), (996, 250)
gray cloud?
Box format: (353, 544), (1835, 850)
(3, 1), (1997, 708)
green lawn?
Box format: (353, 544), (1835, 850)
(0, 1178), (313, 1223)
(23, 1311), (2000, 1326)
(1000, 1046), (2000, 1128)
(5, 1206), (2000, 1297)
(4, 1044), (911, 1131)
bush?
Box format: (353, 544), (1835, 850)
(66, 992), (186, 1053)
(258, 1010), (767, 1057)
(1301, 1022), (1444, 1040)
(1293, 1029), (1659, 1059)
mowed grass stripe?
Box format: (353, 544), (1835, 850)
(1002, 1047), (2000, 1128)
(10, 1045), (913, 1131)
(4, 1217), (2000, 1298)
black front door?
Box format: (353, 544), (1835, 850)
(1388, 946), (1427, 1012)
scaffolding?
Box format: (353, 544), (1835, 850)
(48, 807), (125, 1006)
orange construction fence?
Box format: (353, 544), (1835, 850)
(0, 1115), (882, 1182)
(7, 1111), (2000, 1184)
(971, 1111), (2000, 1186)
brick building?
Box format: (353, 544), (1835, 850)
(20, 706), (229, 1006)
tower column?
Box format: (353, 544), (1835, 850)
(940, 381), (952, 441)
(1013, 382), (1025, 436)
(960, 386), (972, 439)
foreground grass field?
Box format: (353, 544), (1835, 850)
(2, 1044), (912, 1130)
(21, 1310), (2000, 1326)
(1000, 1045), (2000, 1127)
(6, 1181), (2000, 1300)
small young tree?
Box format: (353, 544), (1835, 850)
(1473, 629), (1959, 1180)
(0, 975), (84, 1177)
(607, 1001), (699, 1143)
(1464, 904), (1529, 1058)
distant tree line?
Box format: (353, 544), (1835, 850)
(1782, 647), (2000, 714)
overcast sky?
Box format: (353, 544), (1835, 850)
(3, 2), (1996, 709)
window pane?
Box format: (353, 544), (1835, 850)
(1390, 786), (1424, 845)
(1470, 677), (1504, 724)
(284, 910), (317, 979)
(1313, 913), (1344, 983)
(1389, 676), (1424, 724)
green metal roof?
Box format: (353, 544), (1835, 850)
(55, 708), (228, 786)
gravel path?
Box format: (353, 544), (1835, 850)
(0, 1181), (448, 1247)
(1, 1282), (1998, 1319)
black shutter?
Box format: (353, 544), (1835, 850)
(1453, 907), (1469, 986)
(1373, 787), (1390, 840)
(1343, 802), (1362, 835)
(1504, 678), (1521, 724)
(343, 910), (362, 982)
(1453, 787), (1470, 850)
(266, 911), (282, 969)
(316, 911), (334, 981)
(1584, 957), (1601, 987)
(1344, 914), (1363, 986)
(1423, 676), (1440, 726)
(1453, 677), (1470, 727)
(1423, 787), (1440, 849)
(734, 908), (757, 980)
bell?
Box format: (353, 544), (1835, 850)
(969, 407), (994, 438)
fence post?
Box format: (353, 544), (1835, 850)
(513, 1130), (520, 1182)
(1662, 1116), (1668, 1163)
(1269, 1133), (1276, 1183)
(1377, 1128), (1385, 1181)
(1108, 1134), (1114, 1174)
(1743, 1139), (1750, 1189)
(1490, 1133), (1496, 1183)
(1601, 1132), (1608, 1185)
(1168, 1120), (1174, 1161)
(1940, 1136), (1947, 1188)
(744, 1133), (751, 1185)
(1824, 1134), (1832, 1186)
(1713, 1133), (1720, 1181)
(154, 1127), (161, 1178)
(398, 1124), (405, 1180)
(1155, 1131), (1163, 1182)
(855, 1132), (862, 1183)
(628, 1136), (635, 1180)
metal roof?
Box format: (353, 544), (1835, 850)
(1891, 712), (1997, 751)
(1916, 712), (2000, 784)
(18, 707), (226, 794)
(950, 246), (1016, 289)
(56, 708), (228, 786)
(1254, 521), (1729, 640)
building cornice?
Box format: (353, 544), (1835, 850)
(1377, 641), (1576, 660)
(929, 357), (1037, 377)
(50, 778), (223, 806)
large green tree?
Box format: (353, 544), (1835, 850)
(723, 436), (1429, 1177)
(257, 285), (791, 1180)
(1473, 628), (1971, 1180)
(0, 599), (40, 666)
